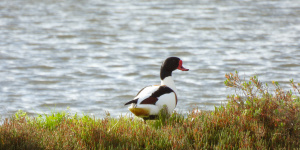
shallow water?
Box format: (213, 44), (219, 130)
(1, 0), (300, 119)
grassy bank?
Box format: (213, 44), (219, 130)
(1, 72), (300, 149)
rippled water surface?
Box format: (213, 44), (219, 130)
(1, 0), (300, 119)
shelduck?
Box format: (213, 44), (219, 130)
(124, 57), (189, 120)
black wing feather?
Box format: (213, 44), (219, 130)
(124, 98), (138, 105)
(140, 85), (174, 105)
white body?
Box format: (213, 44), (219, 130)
(128, 76), (178, 116)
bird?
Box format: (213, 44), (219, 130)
(124, 57), (189, 120)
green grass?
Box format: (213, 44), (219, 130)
(1, 72), (300, 149)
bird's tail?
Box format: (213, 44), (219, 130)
(124, 99), (138, 105)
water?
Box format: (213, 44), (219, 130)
(1, 0), (300, 119)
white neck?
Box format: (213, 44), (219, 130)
(161, 76), (177, 93)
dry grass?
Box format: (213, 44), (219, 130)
(1, 72), (299, 149)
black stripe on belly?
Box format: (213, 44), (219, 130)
(140, 85), (174, 105)
(143, 115), (159, 120)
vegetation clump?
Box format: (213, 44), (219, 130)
(0, 72), (299, 149)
